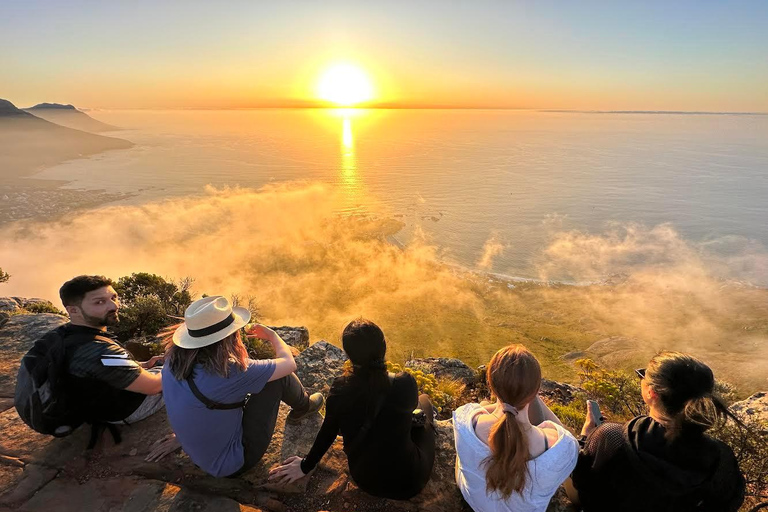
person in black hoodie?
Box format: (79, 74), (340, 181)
(267, 318), (436, 499)
(566, 351), (745, 512)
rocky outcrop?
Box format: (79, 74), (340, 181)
(731, 392), (768, 424)
(405, 357), (478, 387)
(270, 326), (309, 351)
(294, 341), (348, 394)
(0, 313), (67, 398)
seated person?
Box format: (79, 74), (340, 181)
(269, 318), (436, 500)
(453, 344), (579, 512)
(58, 275), (165, 427)
(566, 351), (745, 512)
(158, 296), (323, 477)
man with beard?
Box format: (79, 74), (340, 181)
(58, 275), (165, 426)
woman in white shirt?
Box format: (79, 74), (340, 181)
(453, 344), (578, 512)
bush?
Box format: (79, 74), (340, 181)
(23, 301), (66, 316)
(574, 358), (645, 420)
(549, 401), (587, 434)
(112, 273), (194, 341)
(114, 294), (170, 341)
(386, 361), (456, 413)
(0, 267), (9, 284)
(115, 273), (193, 316)
(243, 331), (275, 360)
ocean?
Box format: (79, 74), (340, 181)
(26, 108), (768, 284)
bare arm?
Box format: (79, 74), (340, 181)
(530, 395), (563, 426)
(125, 369), (163, 395)
(246, 324), (297, 381)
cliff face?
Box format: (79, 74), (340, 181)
(0, 301), (576, 511)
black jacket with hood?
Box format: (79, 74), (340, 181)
(571, 416), (745, 512)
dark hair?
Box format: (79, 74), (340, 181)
(164, 327), (248, 380)
(645, 351), (739, 438)
(339, 318), (390, 413)
(59, 275), (113, 307)
(342, 318), (387, 371)
(483, 344), (542, 499)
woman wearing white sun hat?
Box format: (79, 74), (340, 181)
(150, 296), (323, 477)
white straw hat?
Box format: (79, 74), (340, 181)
(172, 296), (251, 349)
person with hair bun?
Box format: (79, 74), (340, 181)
(453, 344), (579, 512)
(269, 318), (436, 499)
(567, 351), (745, 512)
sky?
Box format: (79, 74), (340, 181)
(2, 0), (767, 111)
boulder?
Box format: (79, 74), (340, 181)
(0, 299), (20, 313)
(0, 314), (67, 396)
(269, 326), (309, 351)
(405, 358), (478, 387)
(294, 341), (348, 394)
(731, 392), (768, 424)
(540, 379), (582, 405)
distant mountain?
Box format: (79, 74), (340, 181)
(26, 103), (77, 111)
(0, 98), (132, 183)
(23, 102), (119, 133)
(0, 98), (36, 117)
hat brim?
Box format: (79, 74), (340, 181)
(172, 306), (251, 349)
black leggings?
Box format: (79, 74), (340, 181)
(351, 394), (437, 500)
(229, 373), (309, 476)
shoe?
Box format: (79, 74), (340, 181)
(286, 392), (324, 424)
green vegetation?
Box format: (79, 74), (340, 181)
(113, 273), (194, 341)
(386, 361), (465, 413)
(23, 301), (66, 316)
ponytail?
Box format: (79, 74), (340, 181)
(482, 344), (542, 499)
(484, 411), (530, 498)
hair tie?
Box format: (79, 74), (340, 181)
(500, 402), (519, 416)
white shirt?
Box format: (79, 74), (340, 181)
(453, 402), (579, 512)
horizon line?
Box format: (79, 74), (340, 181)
(79, 105), (768, 116)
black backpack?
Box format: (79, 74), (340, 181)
(14, 324), (96, 437)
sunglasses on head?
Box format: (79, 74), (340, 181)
(635, 368), (646, 379)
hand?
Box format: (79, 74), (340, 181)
(145, 433), (182, 462)
(141, 355), (164, 369)
(245, 323), (277, 342)
(267, 456), (307, 485)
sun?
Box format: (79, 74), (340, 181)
(317, 64), (374, 106)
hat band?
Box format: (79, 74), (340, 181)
(187, 313), (236, 338)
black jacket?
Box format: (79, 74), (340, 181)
(571, 416), (745, 512)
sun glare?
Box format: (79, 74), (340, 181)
(317, 64), (374, 106)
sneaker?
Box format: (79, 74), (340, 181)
(286, 393), (324, 424)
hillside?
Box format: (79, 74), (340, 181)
(24, 102), (119, 133)
(0, 99), (132, 184)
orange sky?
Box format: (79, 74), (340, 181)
(2, 2), (767, 111)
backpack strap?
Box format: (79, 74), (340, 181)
(186, 375), (247, 410)
(345, 373), (395, 458)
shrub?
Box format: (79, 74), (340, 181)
(549, 401), (587, 434)
(574, 358), (645, 420)
(386, 361), (455, 413)
(115, 273), (193, 316)
(0, 267), (9, 284)
(23, 301), (66, 316)
(243, 331), (275, 360)
(112, 273), (194, 341)
(114, 294), (169, 341)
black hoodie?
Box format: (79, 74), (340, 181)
(571, 416), (745, 512)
